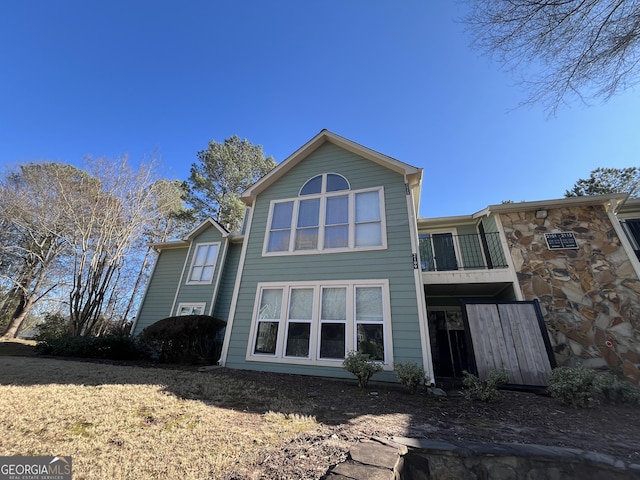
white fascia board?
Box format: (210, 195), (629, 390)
(241, 129), (422, 203)
(484, 193), (629, 215)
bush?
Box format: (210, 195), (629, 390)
(137, 315), (226, 364)
(394, 361), (425, 394)
(548, 364), (601, 408)
(598, 373), (640, 405)
(462, 369), (509, 403)
(35, 335), (141, 360)
(342, 351), (383, 388)
(34, 313), (72, 342)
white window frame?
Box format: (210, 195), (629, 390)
(263, 186), (387, 256)
(186, 242), (220, 285)
(176, 302), (206, 316)
(246, 280), (393, 369)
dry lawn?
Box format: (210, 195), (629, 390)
(0, 356), (320, 479)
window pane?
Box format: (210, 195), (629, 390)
(272, 202), (294, 229)
(300, 175), (322, 195)
(321, 288), (346, 320)
(205, 245), (218, 265)
(326, 174), (349, 192)
(295, 227), (318, 250)
(200, 266), (214, 282)
(194, 245), (208, 265)
(297, 198), (320, 227)
(320, 323), (345, 359)
(259, 289), (282, 320)
(325, 225), (348, 248)
(268, 230), (290, 252)
(326, 195), (348, 225)
(355, 223), (382, 247)
(356, 287), (383, 321)
(357, 324), (384, 361)
(289, 288), (313, 320)
(355, 191), (380, 222)
(285, 322), (310, 357)
(189, 266), (203, 282)
(254, 322), (279, 354)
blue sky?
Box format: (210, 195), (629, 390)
(1, 1), (638, 219)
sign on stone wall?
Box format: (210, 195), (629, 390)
(544, 232), (578, 250)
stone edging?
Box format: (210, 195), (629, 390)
(322, 437), (640, 480)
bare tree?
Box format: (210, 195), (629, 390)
(465, 0), (640, 113)
(0, 163), (86, 339)
(62, 157), (190, 336)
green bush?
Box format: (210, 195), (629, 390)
(462, 369), (509, 403)
(394, 361), (425, 394)
(35, 335), (141, 360)
(598, 373), (640, 405)
(548, 364), (601, 408)
(34, 313), (72, 342)
(342, 351), (383, 388)
(137, 315), (226, 364)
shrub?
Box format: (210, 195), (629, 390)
(394, 361), (425, 394)
(34, 313), (72, 342)
(35, 335), (141, 360)
(462, 369), (509, 403)
(598, 373), (640, 405)
(548, 364), (601, 408)
(137, 315), (226, 364)
(342, 351), (383, 388)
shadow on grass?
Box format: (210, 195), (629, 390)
(0, 339), (37, 357)
(0, 348), (435, 431)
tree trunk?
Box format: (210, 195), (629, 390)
(1, 292), (34, 339)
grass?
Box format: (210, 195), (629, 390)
(0, 356), (319, 479)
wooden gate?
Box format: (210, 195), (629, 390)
(463, 301), (554, 387)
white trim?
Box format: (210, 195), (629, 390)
(208, 238), (229, 316)
(245, 279), (394, 370)
(406, 180), (435, 384)
(130, 248), (161, 335)
(176, 302), (206, 316)
(262, 186), (387, 256)
(494, 214), (524, 300)
(185, 242), (220, 285)
(219, 204), (256, 366)
(170, 242), (194, 317)
(241, 130), (422, 203)
(418, 228), (462, 271)
(609, 211), (640, 280)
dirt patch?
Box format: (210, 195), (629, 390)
(206, 368), (640, 479)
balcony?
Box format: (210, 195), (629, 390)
(418, 232), (513, 293)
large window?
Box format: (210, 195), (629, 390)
(248, 280), (392, 367)
(264, 174), (386, 255)
(187, 243), (220, 284)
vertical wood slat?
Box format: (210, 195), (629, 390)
(465, 302), (552, 386)
(502, 303), (551, 385)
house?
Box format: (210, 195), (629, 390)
(132, 130), (640, 385)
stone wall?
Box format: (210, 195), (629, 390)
(499, 205), (640, 384)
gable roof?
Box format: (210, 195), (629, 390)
(149, 217), (229, 251)
(241, 129), (423, 205)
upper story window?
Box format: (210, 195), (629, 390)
(186, 242), (220, 284)
(264, 174), (386, 255)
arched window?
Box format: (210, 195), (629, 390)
(265, 173), (385, 254)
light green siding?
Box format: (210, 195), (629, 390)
(132, 248), (187, 335)
(225, 142), (423, 381)
(213, 242), (242, 321)
(173, 226), (227, 316)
